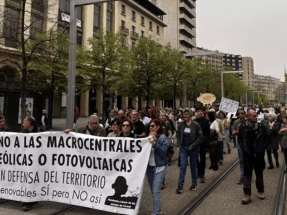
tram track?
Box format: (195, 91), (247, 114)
(272, 162), (287, 215)
(177, 160), (239, 215)
(48, 205), (78, 215)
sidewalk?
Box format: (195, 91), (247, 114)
(51, 117), (89, 131)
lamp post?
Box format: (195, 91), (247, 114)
(221, 71), (243, 99)
(252, 91), (262, 106)
(66, 0), (116, 129)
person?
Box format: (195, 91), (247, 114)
(220, 111), (231, 154)
(130, 110), (146, 137)
(159, 111), (173, 164)
(279, 116), (287, 173)
(118, 110), (125, 121)
(215, 111), (224, 164)
(207, 111), (219, 171)
(194, 107), (210, 183)
(146, 119), (168, 215)
(0, 115), (10, 131)
(117, 118), (137, 138)
(107, 119), (121, 137)
(66, 115), (106, 136)
(166, 108), (174, 122)
(176, 108), (203, 193)
(40, 109), (48, 131)
(21, 116), (38, 211)
(104, 109), (117, 134)
(230, 114), (238, 148)
(139, 111), (151, 128)
(232, 110), (247, 185)
(238, 109), (268, 204)
(263, 113), (280, 169)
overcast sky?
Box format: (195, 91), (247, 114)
(196, 0), (287, 81)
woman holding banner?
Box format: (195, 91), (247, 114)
(147, 119), (168, 215)
(117, 118), (137, 138)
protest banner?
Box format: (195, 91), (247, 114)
(257, 113), (265, 123)
(219, 97), (239, 115)
(0, 132), (151, 215)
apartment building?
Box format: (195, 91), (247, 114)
(241, 57), (254, 88)
(150, 0), (196, 53)
(252, 74), (282, 101)
(194, 47), (224, 71)
(0, 0), (167, 119)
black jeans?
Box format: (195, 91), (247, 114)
(197, 144), (207, 177)
(267, 149), (278, 166)
(242, 152), (265, 195)
(217, 141), (224, 161)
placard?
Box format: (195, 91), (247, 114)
(219, 97), (239, 115)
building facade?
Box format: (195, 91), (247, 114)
(0, 0), (167, 120)
(241, 57), (254, 88)
(194, 47), (224, 71)
(150, 0), (196, 53)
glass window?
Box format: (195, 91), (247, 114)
(141, 16), (144, 25)
(149, 21), (152, 30)
(93, 3), (101, 32)
(121, 4), (125, 14)
(106, 2), (113, 32)
(4, 6), (20, 48)
(132, 11), (136, 21)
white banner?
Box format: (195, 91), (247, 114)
(0, 132), (151, 215)
(219, 97), (239, 115)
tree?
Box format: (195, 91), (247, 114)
(113, 37), (164, 110)
(77, 29), (126, 122)
(0, 0), (61, 122)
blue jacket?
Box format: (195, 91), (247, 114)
(153, 134), (168, 167)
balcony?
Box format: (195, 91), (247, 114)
(119, 26), (129, 36)
(179, 2), (196, 18)
(179, 13), (196, 28)
(179, 34), (196, 47)
(184, 0), (196, 8)
(179, 44), (191, 53)
(179, 24), (196, 37)
(130, 31), (139, 40)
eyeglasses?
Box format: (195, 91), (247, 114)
(122, 124), (130, 127)
(150, 124), (155, 128)
(252, 115), (258, 118)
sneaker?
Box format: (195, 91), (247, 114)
(237, 178), (243, 185)
(190, 184), (198, 191)
(218, 160), (223, 166)
(241, 194), (251, 204)
(258, 193), (265, 200)
(276, 161), (280, 168)
(176, 187), (183, 194)
(199, 177), (205, 183)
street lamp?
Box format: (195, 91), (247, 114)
(221, 71), (243, 99)
(66, 0), (117, 129)
(252, 91), (262, 106)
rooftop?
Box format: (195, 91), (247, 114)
(133, 0), (166, 16)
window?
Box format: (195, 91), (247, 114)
(106, 2), (113, 32)
(121, 4), (125, 14)
(121, 20), (125, 27)
(149, 21), (153, 30)
(132, 11), (136, 21)
(77, 32), (82, 45)
(157, 26), (160, 34)
(141, 16), (145, 26)
(30, 0), (45, 39)
(94, 3), (101, 32)
(4, 4), (20, 48)
(132, 26), (135, 33)
(141, 30), (144, 37)
(59, 0), (82, 21)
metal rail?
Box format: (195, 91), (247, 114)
(177, 160), (239, 215)
(272, 162), (287, 215)
(49, 205), (78, 215)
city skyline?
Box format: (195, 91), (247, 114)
(196, 0), (287, 82)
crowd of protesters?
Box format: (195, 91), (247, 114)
(1, 105), (287, 214)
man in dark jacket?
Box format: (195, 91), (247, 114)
(238, 109), (268, 204)
(21, 116), (38, 211)
(194, 107), (210, 183)
(176, 108), (203, 193)
(0, 115), (10, 131)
